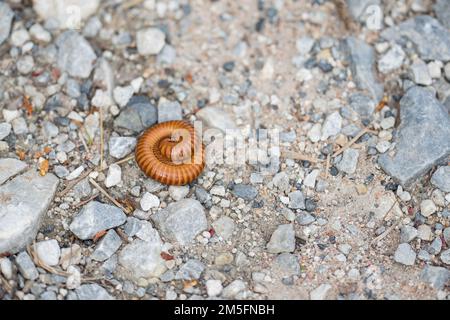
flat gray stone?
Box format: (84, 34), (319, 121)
(157, 98), (182, 123)
(196, 107), (237, 132)
(273, 253), (300, 276)
(381, 15), (450, 62)
(211, 216), (235, 240)
(114, 96), (157, 133)
(336, 148), (359, 174)
(0, 170), (59, 254)
(288, 191), (305, 210)
(434, 0), (450, 29)
(108, 136), (136, 159)
(394, 243), (416, 266)
(175, 259), (205, 280)
(69, 201), (126, 240)
(0, 122), (12, 140)
(267, 224), (295, 254)
(379, 87), (450, 187)
(345, 37), (383, 101)
(0, 2), (14, 46)
(56, 31), (96, 78)
(15, 251), (39, 280)
(431, 166), (450, 193)
(151, 199), (207, 245)
(230, 184), (258, 201)
(0, 158), (27, 185)
(76, 284), (114, 300)
(420, 265), (450, 290)
(91, 230), (122, 262)
(117, 239), (166, 281)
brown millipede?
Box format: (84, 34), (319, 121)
(135, 120), (205, 185)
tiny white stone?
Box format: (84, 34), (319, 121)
(168, 185), (189, 201)
(105, 164), (121, 188)
(210, 185), (226, 197)
(136, 27), (166, 56)
(113, 85), (134, 107)
(420, 199), (437, 217)
(140, 192), (160, 211)
(206, 279), (223, 297)
(34, 239), (61, 266)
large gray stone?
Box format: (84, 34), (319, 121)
(114, 96), (157, 133)
(56, 31), (97, 78)
(0, 158), (27, 185)
(345, 37), (383, 101)
(266, 224), (295, 254)
(379, 87), (450, 187)
(151, 199), (207, 245)
(76, 284), (114, 300)
(434, 0), (450, 29)
(0, 170), (59, 254)
(431, 166), (450, 193)
(117, 239), (166, 281)
(381, 16), (450, 62)
(69, 201), (127, 240)
(0, 2), (14, 46)
(420, 265), (450, 290)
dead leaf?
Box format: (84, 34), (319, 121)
(183, 280), (198, 290)
(375, 96), (388, 113)
(22, 95), (33, 117)
(43, 146), (52, 154)
(39, 159), (49, 176)
(93, 230), (107, 242)
(160, 252), (174, 261)
(16, 150), (26, 160)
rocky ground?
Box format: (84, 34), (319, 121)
(1, 0), (450, 300)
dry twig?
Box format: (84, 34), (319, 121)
(89, 178), (132, 214)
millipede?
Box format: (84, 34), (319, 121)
(135, 120), (205, 185)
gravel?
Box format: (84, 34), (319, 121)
(266, 224), (295, 254)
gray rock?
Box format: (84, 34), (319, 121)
(393, 243), (416, 266)
(345, 37), (383, 101)
(288, 191), (305, 210)
(400, 226), (418, 243)
(431, 166), (450, 193)
(114, 96), (157, 133)
(42, 121), (59, 138)
(91, 230), (122, 262)
(157, 45), (176, 65)
(274, 253), (300, 276)
(444, 228), (450, 246)
(441, 249), (450, 265)
(378, 44), (405, 74)
(54, 165), (69, 178)
(151, 199), (207, 245)
(381, 16), (450, 62)
(0, 122), (12, 140)
(428, 237), (442, 255)
(56, 31), (96, 78)
(0, 170), (59, 254)
(76, 284), (114, 300)
(118, 239), (166, 280)
(321, 111), (342, 141)
(175, 259), (205, 280)
(69, 201), (126, 240)
(336, 149), (359, 174)
(212, 216), (235, 240)
(157, 98), (182, 123)
(267, 224), (295, 254)
(379, 87), (450, 187)
(11, 117), (28, 135)
(40, 291), (57, 300)
(222, 280), (247, 299)
(434, 0), (450, 29)
(346, 0), (380, 20)
(0, 2), (14, 46)
(410, 59), (432, 86)
(0, 158), (27, 185)
(310, 283), (332, 300)
(296, 212), (315, 225)
(15, 251), (39, 280)
(230, 184), (258, 201)
(348, 94), (376, 120)
(420, 265), (450, 289)
(108, 136), (136, 159)
(196, 107), (237, 132)
(73, 178), (92, 199)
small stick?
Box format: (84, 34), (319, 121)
(370, 219), (401, 247)
(74, 194), (99, 208)
(99, 155), (135, 172)
(325, 153), (331, 178)
(58, 168), (94, 197)
(99, 106), (105, 170)
(281, 151), (322, 163)
(27, 245), (70, 277)
(332, 126), (372, 158)
(89, 178), (132, 214)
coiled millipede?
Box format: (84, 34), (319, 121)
(135, 120), (205, 185)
